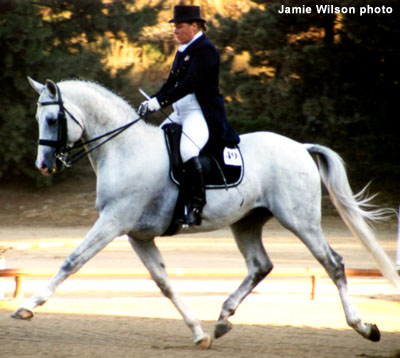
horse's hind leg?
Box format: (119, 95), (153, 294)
(215, 209), (273, 339)
(128, 236), (211, 348)
(287, 221), (380, 341)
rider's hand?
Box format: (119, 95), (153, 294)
(138, 97), (161, 117)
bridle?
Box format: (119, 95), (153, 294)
(37, 84), (142, 170)
(38, 84), (82, 168)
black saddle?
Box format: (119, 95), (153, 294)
(161, 123), (244, 236)
(163, 123), (244, 190)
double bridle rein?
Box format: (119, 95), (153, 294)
(38, 84), (142, 170)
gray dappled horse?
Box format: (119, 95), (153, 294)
(12, 78), (400, 348)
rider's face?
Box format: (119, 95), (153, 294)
(174, 22), (199, 44)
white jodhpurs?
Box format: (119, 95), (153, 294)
(161, 94), (209, 163)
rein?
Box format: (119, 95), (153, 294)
(38, 85), (142, 169)
(61, 116), (142, 167)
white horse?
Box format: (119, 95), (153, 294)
(12, 78), (399, 348)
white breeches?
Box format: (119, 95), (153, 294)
(161, 94), (209, 163)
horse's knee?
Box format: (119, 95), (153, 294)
(60, 254), (81, 275)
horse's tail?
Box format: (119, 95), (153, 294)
(304, 143), (400, 289)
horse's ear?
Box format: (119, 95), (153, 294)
(27, 76), (44, 94)
(45, 79), (58, 99)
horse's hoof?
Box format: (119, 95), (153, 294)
(11, 308), (34, 320)
(367, 324), (381, 342)
(214, 320), (232, 339)
(195, 334), (212, 349)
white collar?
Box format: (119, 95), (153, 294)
(178, 31), (203, 53)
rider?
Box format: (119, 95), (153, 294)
(138, 5), (240, 226)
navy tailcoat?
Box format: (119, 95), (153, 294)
(155, 34), (240, 150)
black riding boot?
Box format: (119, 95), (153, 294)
(178, 156), (206, 227)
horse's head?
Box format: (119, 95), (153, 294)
(28, 77), (84, 175)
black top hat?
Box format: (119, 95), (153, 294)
(169, 5), (206, 23)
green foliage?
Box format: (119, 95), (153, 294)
(142, 43), (166, 66)
(0, 0), (158, 182)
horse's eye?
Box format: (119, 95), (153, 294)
(46, 117), (57, 126)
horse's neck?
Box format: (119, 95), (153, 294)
(61, 81), (156, 168)
(61, 82), (137, 135)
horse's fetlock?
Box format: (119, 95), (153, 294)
(221, 301), (236, 317)
(346, 316), (361, 329)
(37, 298), (47, 306)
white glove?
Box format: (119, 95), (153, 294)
(138, 97), (161, 117)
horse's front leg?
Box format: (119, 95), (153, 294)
(128, 236), (211, 349)
(11, 216), (121, 320)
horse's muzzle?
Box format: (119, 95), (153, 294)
(36, 149), (57, 176)
(38, 162), (57, 176)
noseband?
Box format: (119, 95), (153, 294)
(37, 83), (142, 169)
